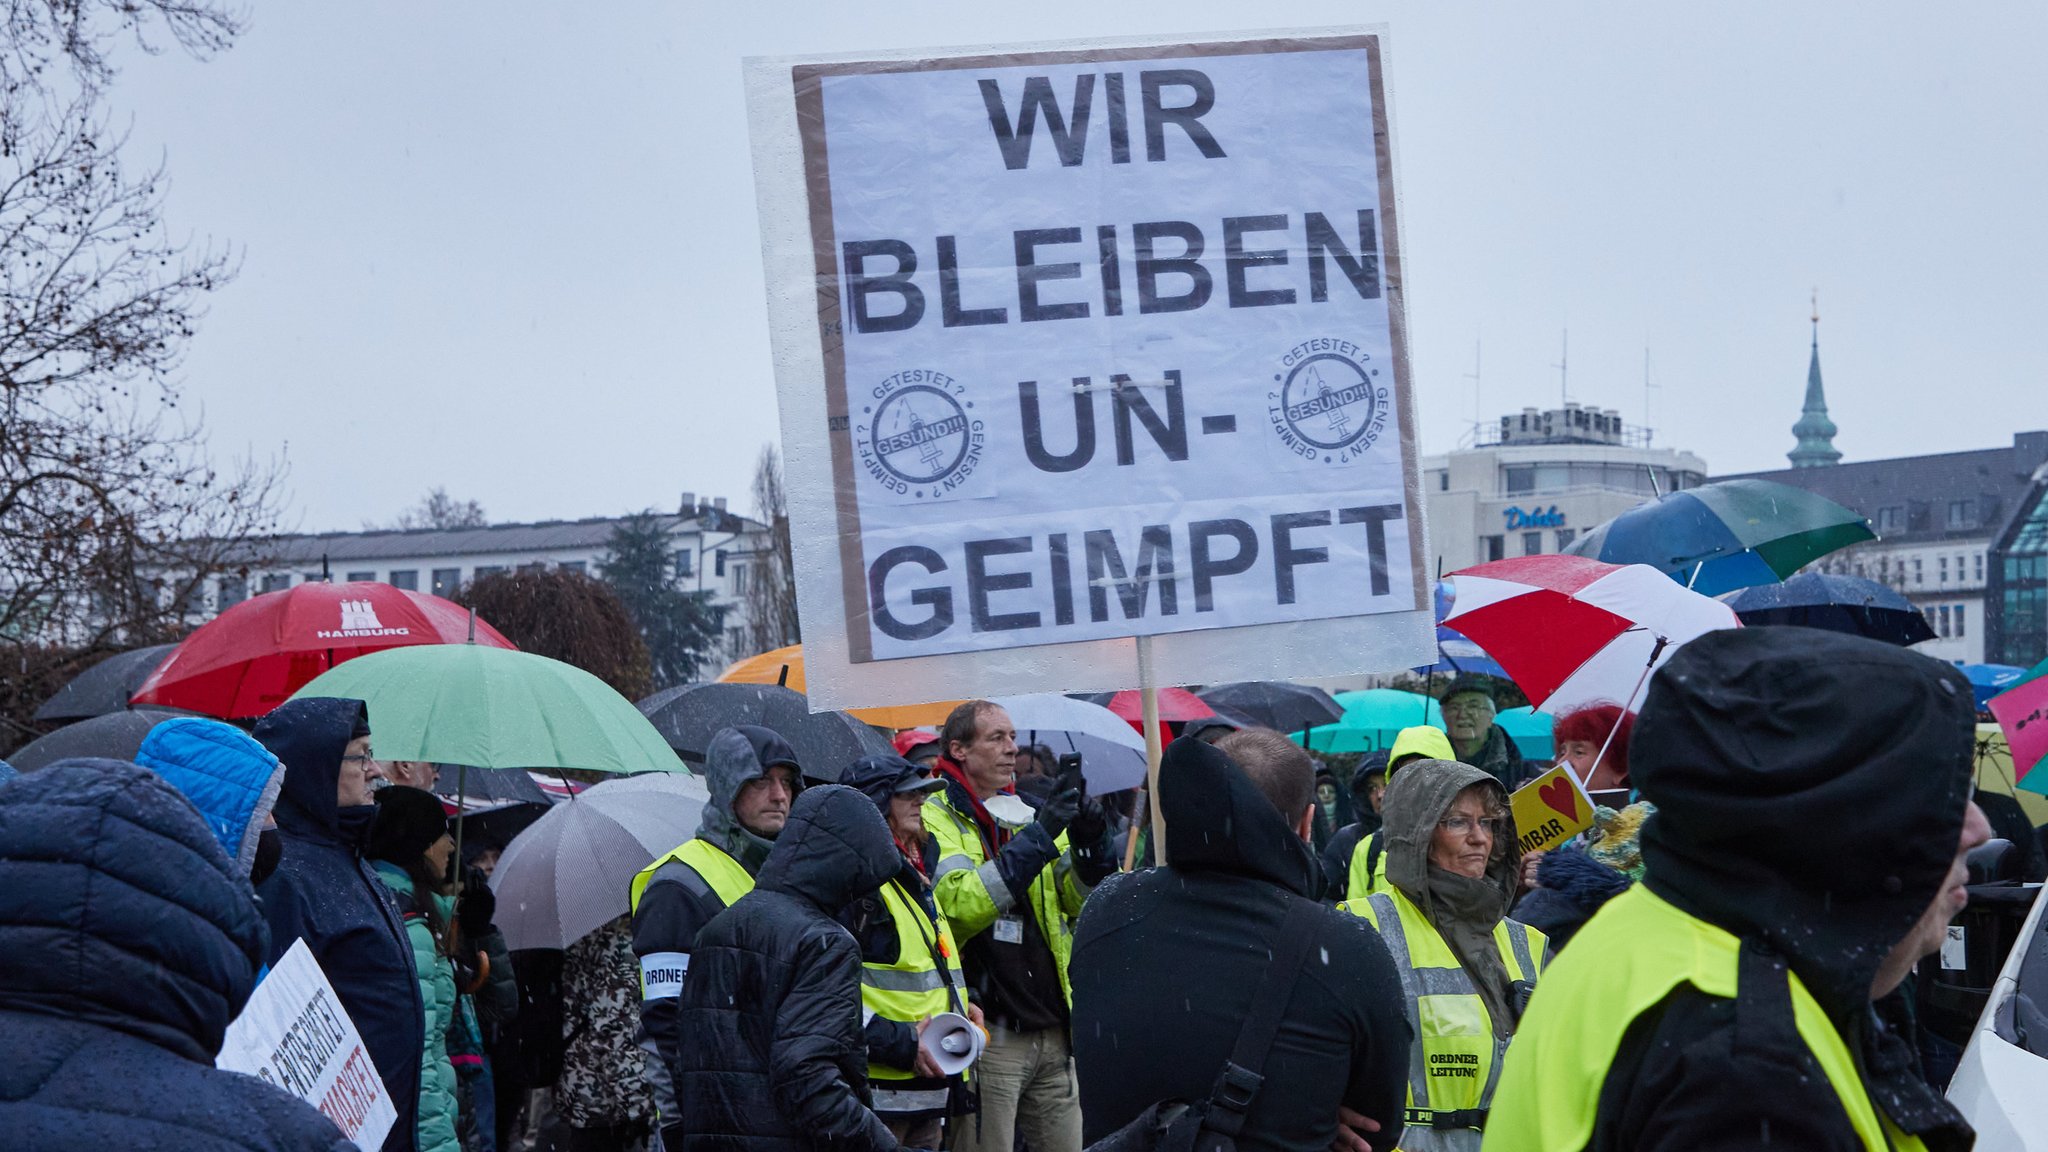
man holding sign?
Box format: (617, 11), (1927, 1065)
(0, 758), (351, 1152)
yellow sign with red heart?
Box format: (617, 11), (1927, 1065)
(1509, 763), (1597, 856)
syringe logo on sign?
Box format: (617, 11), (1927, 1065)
(855, 368), (985, 501)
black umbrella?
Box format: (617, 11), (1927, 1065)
(32, 644), (176, 722)
(9, 709), (184, 772)
(432, 762), (556, 807)
(456, 801), (554, 859)
(1195, 682), (1345, 734)
(635, 682), (893, 782)
(1720, 572), (1936, 647)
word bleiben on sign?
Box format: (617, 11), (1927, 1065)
(842, 211), (1381, 335)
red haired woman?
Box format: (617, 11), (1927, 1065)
(1552, 703), (1632, 793)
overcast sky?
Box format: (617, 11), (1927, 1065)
(117, 1), (2046, 532)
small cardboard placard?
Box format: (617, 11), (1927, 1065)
(1510, 764), (1596, 855)
(217, 939), (397, 1151)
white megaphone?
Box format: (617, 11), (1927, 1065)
(919, 1012), (985, 1076)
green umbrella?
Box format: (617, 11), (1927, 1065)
(1292, 689), (1444, 754)
(1565, 478), (1874, 595)
(291, 644), (685, 775)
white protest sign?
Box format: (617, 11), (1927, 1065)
(217, 939), (397, 1151)
(747, 29), (1435, 708)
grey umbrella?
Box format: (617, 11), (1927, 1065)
(9, 709), (183, 772)
(635, 681), (893, 781)
(33, 645), (176, 722)
(488, 771), (708, 950)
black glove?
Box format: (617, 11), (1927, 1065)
(1070, 794), (1108, 849)
(1036, 769), (1083, 837)
(457, 866), (496, 939)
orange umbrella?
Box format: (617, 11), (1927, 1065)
(718, 644), (962, 729)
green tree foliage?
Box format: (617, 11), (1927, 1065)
(600, 511), (727, 691)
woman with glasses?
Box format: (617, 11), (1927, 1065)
(1341, 758), (1547, 1152)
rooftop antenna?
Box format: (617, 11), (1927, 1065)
(1463, 336), (1483, 441)
(1643, 346), (1658, 445)
(1552, 328), (1569, 408)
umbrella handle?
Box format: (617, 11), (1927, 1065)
(1586, 635), (1670, 779)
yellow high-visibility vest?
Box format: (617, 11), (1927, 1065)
(630, 837), (753, 914)
(1343, 887), (1545, 1152)
(864, 876), (968, 1107)
(1481, 885), (1929, 1152)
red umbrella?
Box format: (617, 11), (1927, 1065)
(1442, 555), (1740, 716)
(1093, 688), (1216, 724)
(132, 581), (517, 718)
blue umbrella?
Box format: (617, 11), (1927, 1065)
(1413, 581), (1510, 679)
(1957, 663), (2028, 711)
(1720, 572), (1935, 647)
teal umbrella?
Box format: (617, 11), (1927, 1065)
(291, 645), (685, 775)
(1292, 689), (1443, 754)
(1494, 706), (1555, 761)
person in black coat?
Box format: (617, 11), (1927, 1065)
(1070, 730), (1411, 1152)
(257, 697), (425, 1152)
(0, 758), (352, 1151)
(674, 783), (914, 1152)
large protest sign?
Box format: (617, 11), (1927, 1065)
(217, 939), (397, 1151)
(747, 30), (1435, 708)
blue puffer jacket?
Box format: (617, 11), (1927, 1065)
(135, 716), (284, 877)
(256, 698), (424, 1152)
(0, 758), (354, 1151)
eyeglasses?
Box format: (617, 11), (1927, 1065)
(340, 753), (377, 765)
(1438, 815), (1505, 838)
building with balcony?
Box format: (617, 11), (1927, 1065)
(1421, 403), (1708, 573)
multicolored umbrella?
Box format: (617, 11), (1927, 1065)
(1563, 479), (1874, 596)
(134, 581), (516, 718)
(1988, 659), (2048, 787)
(1443, 555), (1741, 716)
(1720, 572), (1935, 647)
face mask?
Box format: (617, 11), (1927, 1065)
(252, 827), (284, 887)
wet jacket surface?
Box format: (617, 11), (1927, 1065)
(0, 758), (352, 1151)
(674, 783), (906, 1152)
(372, 863), (460, 1152)
(1491, 627), (1979, 1152)
(632, 725), (794, 1135)
(256, 697), (423, 1152)
(1071, 738), (1411, 1152)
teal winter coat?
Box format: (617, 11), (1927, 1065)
(373, 861), (461, 1152)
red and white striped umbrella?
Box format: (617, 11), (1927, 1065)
(1443, 555), (1741, 716)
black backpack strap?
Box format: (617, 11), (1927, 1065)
(1365, 835), (1384, 893)
(1203, 898), (1324, 1139)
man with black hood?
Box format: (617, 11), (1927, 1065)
(256, 696), (424, 1152)
(1071, 728), (1411, 1152)
(674, 783), (916, 1152)
(0, 758), (351, 1152)
(1485, 627), (1991, 1152)
(630, 724), (802, 1147)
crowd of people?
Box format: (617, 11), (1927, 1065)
(0, 626), (2033, 1152)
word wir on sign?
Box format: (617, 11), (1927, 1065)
(867, 504), (1403, 642)
(842, 211), (1381, 335)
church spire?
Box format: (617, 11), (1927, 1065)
(1788, 291), (1841, 468)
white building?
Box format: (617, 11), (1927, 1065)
(1422, 404), (1709, 573)
(176, 496), (773, 662)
